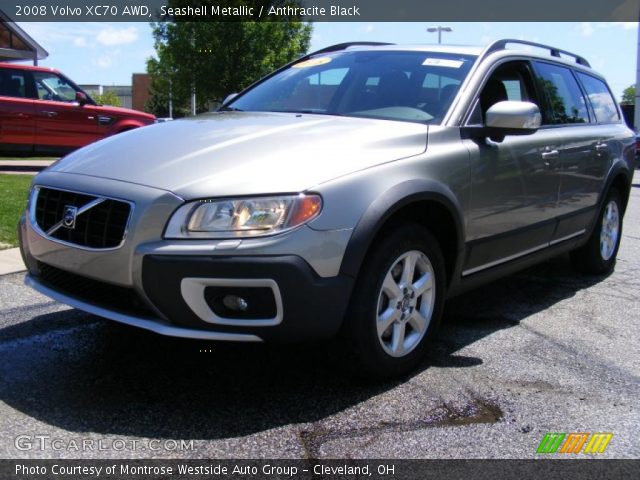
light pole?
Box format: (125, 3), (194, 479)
(634, 18), (640, 131)
(427, 26), (453, 44)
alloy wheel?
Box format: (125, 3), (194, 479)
(600, 200), (620, 261)
(376, 250), (436, 358)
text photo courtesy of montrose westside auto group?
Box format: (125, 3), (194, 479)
(0, 0), (639, 479)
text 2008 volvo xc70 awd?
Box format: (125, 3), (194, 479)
(19, 40), (635, 377)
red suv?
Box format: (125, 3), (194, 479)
(0, 63), (155, 156)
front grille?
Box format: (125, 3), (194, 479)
(34, 187), (131, 249)
(38, 262), (155, 318)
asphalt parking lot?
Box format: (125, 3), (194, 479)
(0, 171), (638, 460)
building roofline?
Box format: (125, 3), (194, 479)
(0, 10), (49, 60)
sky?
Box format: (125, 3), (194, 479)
(16, 21), (638, 101)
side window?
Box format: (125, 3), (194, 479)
(502, 80), (523, 100)
(0, 69), (28, 98)
(576, 72), (620, 123)
(32, 72), (78, 103)
(534, 62), (589, 125)
(468, 60), (541, 125)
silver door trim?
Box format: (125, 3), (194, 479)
(462, 243), (548, 277)
(462, 229), (585, 277)
(549, 229), (586, 246)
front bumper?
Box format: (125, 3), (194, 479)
(25, 254), (353, 342)
(19, 173), (354, 342)
(141, 255), (353, 342)
(25, 273), (263, 342)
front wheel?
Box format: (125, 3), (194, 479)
(344, 223), (446, 379)
(570, 189), (623, 275)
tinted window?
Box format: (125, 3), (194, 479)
(535, 62), (589, 124)
(32, 71), (78, 102)
(0, 69), (28, 98)
(576, 72), (620, 123)
(227, 51), (475, 124)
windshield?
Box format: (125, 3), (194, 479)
(226, 50), (476, 124)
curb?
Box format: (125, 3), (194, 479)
(0, 165), (44, 172)
(0, 247), (26, 275)
(0, 159), (55, 175)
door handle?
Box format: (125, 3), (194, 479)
(41, 111), (58, 118)
(595, 143), (609, 153)
(541, 149), (559, 160)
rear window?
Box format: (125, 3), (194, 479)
(535, 62), (589, 125)
(576, 72), (620, 123)
(0, 68), (28, 98)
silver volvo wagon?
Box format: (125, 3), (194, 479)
(19, 40), (635, 377)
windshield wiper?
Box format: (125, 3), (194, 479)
(219, 106), (244, 112)
(276, 110), (343, 116)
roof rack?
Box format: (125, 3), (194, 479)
(306, 42), (394, 57)
(483, 39), (591, 67)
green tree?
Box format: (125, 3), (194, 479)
(622, 84), (635, 104)
(147, 1), (312, 117)
(93, 90), (122, 107)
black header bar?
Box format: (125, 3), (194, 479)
(1, 0), (639, 22)
(1, 459), (639, 480)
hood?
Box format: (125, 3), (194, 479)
(49, 111), (427, 199)
(94, 104), (155, 121)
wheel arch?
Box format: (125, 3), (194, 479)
(338, 179), (465, 288)
(114, 124), (138, 134)
(607, 171), (632, 214)
(580, 163), (633, 246)
(110, 119), (146, 135)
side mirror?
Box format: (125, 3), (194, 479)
(222, 93), (238, 105)
(462, 101), (541, 143)
(485, 100), (541, 132)
(75, 91), (88, 106)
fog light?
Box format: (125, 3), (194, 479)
(223, 295), (248, 312)
(205, 286), (277, 320)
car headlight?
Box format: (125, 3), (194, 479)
(164, 194), (322, 239)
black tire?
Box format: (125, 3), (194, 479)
(344, 223), (446, 379)
(570, 189), (623, 275)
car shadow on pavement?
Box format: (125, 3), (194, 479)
(430, 254), (608, 368)
(0, 254), (607, 440)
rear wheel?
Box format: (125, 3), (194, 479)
(345, 223), (446, 378)
(570, 189), (623, 275)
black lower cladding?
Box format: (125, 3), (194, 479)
(142, 255), (354, 342)
(37, 262), (155, 318)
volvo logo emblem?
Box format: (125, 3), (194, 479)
(62, 205), (78, 229)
